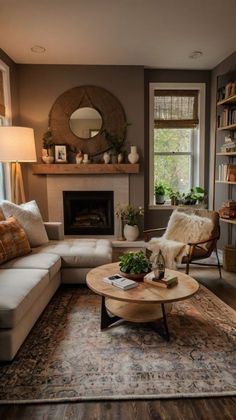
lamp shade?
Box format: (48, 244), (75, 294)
(0, 126), (37, 162)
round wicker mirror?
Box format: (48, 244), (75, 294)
(49, 85), (127, 156)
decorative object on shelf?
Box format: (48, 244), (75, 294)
(42, 155), (54, 164)
(128, 145), (139, 164)
(76, 150), (83, 164)
(118, 152), (124, 163)
(219, 200), (236, 220)
(83, 153), (89, 164)
(42, 129), (55, 161)
(102, 123), (130, 163)
(103, 151), (110, 164)
(49, 85), (127, 156)
(152, 250), (165, 280)
(55, 145), (67, 163)
(119, 250), (152, 282)
(154, 182), (165, 204)
(115, 204), (144, 241)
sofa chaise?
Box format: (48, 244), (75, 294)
(0, 205), (112, 361)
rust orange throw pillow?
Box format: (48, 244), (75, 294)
(0, 216), (31, 264)
(0, 208), (5, 221)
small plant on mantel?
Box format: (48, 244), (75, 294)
(102, 123), (131, 162)
(42, 130), (55, 157)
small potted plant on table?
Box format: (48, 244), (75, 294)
(119, 250), (152, 281)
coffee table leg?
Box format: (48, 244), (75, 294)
(151, 304), (170, 341)
(100, 296), (121, 330)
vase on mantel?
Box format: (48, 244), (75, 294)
(123, 224), (139, 241)
(128, 146), (139, 164)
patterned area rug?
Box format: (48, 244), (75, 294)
(0, 285), (235, 403)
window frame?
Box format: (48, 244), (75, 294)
(0, 59), (12, 201)
(149, 82), (205, 208)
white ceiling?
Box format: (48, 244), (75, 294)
(0, 0), (235, 69)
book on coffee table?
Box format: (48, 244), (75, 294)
(144, 272), (178, 288)
(103, 274), (138, 290)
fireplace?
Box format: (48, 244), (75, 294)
(63, 191), (114, 235)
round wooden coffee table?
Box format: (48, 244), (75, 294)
(86, 262), (199, 340)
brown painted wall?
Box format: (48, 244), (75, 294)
(16, 65), (144, 219)
(144, 69), (211, 230)
(210, 51), (236, 248)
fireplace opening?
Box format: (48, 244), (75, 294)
(63, 191), (114, 235)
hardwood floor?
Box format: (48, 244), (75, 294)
(0, 266), (235, 420)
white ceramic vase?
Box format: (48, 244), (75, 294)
(123, 224), (139, 241)
(128, 146), (139, 164)
(103, 152), (110, 164)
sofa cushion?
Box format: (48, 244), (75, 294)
(0, 253), (61, 280)
(0, 216), (31, 265)
(36, 239), (112, 268)
(0, 269), (49, 328)
(1, 200), (49, 247)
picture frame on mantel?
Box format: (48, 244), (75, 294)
(55, 145), (67, 163)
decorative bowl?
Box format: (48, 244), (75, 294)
(119, 270), (150, 282)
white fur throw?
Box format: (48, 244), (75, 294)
(147, 210), (214, 269)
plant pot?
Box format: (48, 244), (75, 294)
(123, 224), (139, 241)
(119, 270), (150, 282)
(155, 194), (165, 205)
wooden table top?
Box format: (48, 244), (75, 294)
(86, 262), (199, 304)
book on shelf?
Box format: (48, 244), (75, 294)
(219, 208), (236, 219)
(144, 272), (178, 288)
(103, 274), (138, 290)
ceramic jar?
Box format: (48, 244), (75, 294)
(123, 224), (139, 241)
(128, 146), (139, 164)
(76, 151), (83, 164)
(103, 152), (110, 164)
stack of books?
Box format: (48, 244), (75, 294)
(218, 164), (236, 182)
(218, 108), (236, 128)
(144, 272), (178, 288)
(103, 274), (138, 290)
(219, 200), (236, 219)
(220, 136), (236, 153)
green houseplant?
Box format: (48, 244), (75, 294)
(119, 251), (152, 281)
(116, 204), (144, 241)
(154, 182), (166, 204)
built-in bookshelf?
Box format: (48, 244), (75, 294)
(215, 71), (236, 244)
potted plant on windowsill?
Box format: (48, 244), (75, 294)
(119, 250), (152, 281)
(154, 182), (166, 204)
(115, 204), (144, 241)
(182, 186), (206, 206)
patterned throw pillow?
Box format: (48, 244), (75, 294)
(0, 208), (5, 221)
(0, 216), (31, 264)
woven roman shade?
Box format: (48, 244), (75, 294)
(0, 71), (5, 117)
(154, 90), (199, 128)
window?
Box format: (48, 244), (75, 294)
(149, 83), (205, 206)
(0, 59), (12, 201)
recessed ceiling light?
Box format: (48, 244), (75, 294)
(31, 45), (46, 54)
(189, 51), (203, 59)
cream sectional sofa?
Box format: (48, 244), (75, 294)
(0, 222), (112, 361)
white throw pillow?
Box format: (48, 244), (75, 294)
(1, 200), (49, 247)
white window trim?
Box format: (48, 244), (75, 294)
(149, 82), (205, 208)
(0, 59), (12, 200)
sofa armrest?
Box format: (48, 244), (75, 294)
(44, 222), (64, 241)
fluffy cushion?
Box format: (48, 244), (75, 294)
(165, 210), (214, 246)
(1, 200), (49, 247)
(0, 216), (31, 264)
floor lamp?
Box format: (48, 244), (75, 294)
(0, 126), (36, 204)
